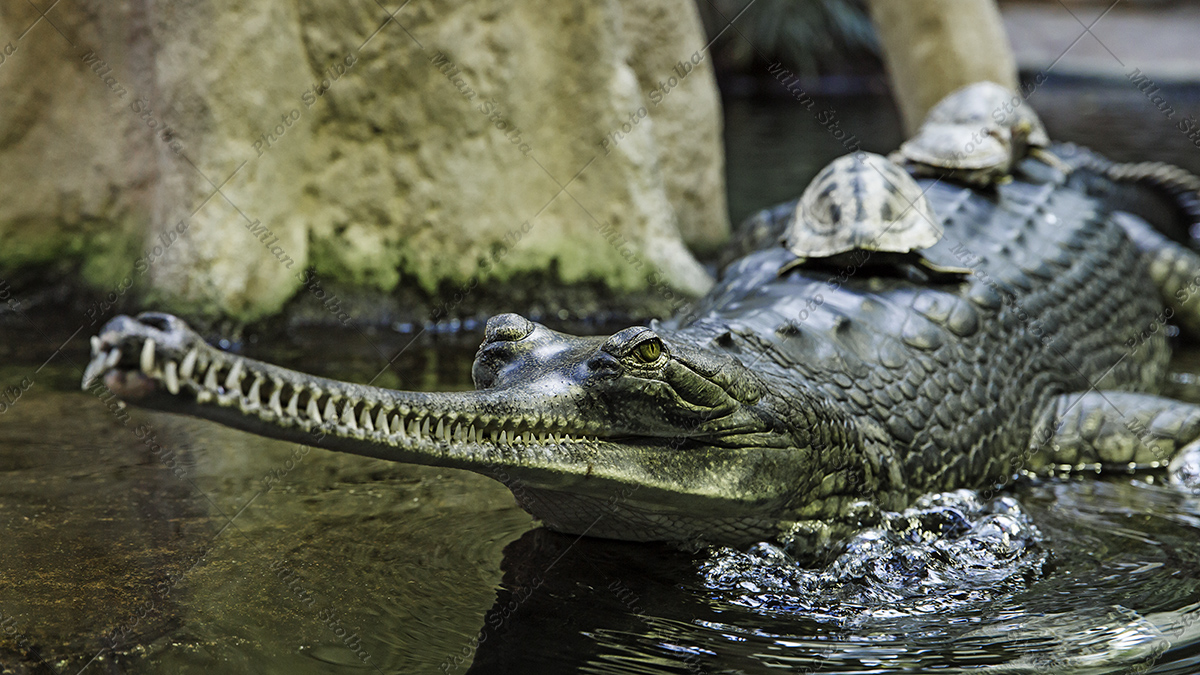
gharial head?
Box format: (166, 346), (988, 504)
(83, 312), (872, 549)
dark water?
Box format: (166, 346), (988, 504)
(724, 77), (1200, 225)
(4, 80), (1200, 673)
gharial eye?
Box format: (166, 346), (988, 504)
(634, 339), (662, 363)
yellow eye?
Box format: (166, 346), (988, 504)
(634, 339), (662, 363)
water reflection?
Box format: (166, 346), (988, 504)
(458, 481), (1200, 674)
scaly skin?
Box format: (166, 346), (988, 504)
(82, 166), (1173, 552)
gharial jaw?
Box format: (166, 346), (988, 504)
(82, 313), (873, 548)
(82, 314), (607, 465)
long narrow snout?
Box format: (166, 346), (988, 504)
(84, 313), (603, 471)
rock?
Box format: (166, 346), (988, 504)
(866, 0), (1018, 135)
(618, 0), (729, 254)
(0, 0), (728, 323)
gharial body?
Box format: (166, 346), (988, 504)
(83, 122), (1200, 557)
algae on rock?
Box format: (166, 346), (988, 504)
(0, 0), (728, 323)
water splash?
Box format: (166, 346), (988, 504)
(702, 490), (1048, 623)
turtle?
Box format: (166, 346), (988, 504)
(926, 81), (1050, 156)
(892, 81), (1071, 187)
(893, 122), (1015, 188)
(779, 152), (968, 278)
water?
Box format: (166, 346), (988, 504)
(723, 77), (1200, 225)
(5, 80), (1200, 673)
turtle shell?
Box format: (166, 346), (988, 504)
(898, 122), (1012, 172)
(926, 81), (1049, 149)
(783, 153), (941, 259)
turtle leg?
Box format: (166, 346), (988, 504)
(1028, 147), (1075, 174)
(1112, 212), (1200, 337)
(1028, 391), (1200, 489)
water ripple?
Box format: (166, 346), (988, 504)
(702, 490), (1047, 623)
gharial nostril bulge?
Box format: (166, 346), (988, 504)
(135, 312), (180, 332)
(484, 313), (535, 343)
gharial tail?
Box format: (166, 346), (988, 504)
(1056, 142), (1200, 246)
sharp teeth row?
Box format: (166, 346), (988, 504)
(362, 415), (599, 446)
(131, 340), (601, 446)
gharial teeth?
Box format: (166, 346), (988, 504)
(269, 387), (283, 417)
(90, 336), (102, 356)
(204, 361), (220, 391)
(246, 376), (262, 406)
(164, 360), (180, 395)
(140, 339), (156, 373)
(103, 348), (121, 370)
(375, 409), (389, 434)
(407, 417), (419, 438)
(343, 404), (358, 430)
(180, 348), (198, 379)
(324, 397), (338, 422)
(286, 391), (299, 418)
(361, 407), (374, 432)
(307, 396), (322, 424)
(225, 360), (243, 390)
(435, 418), (444, 440)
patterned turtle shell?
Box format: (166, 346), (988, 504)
(926, 81), (1050, 149)
(896, 121), (1012, 173)
(783, 152), (941, 259)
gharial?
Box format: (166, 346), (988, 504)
(81, 111), (1200, 557)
